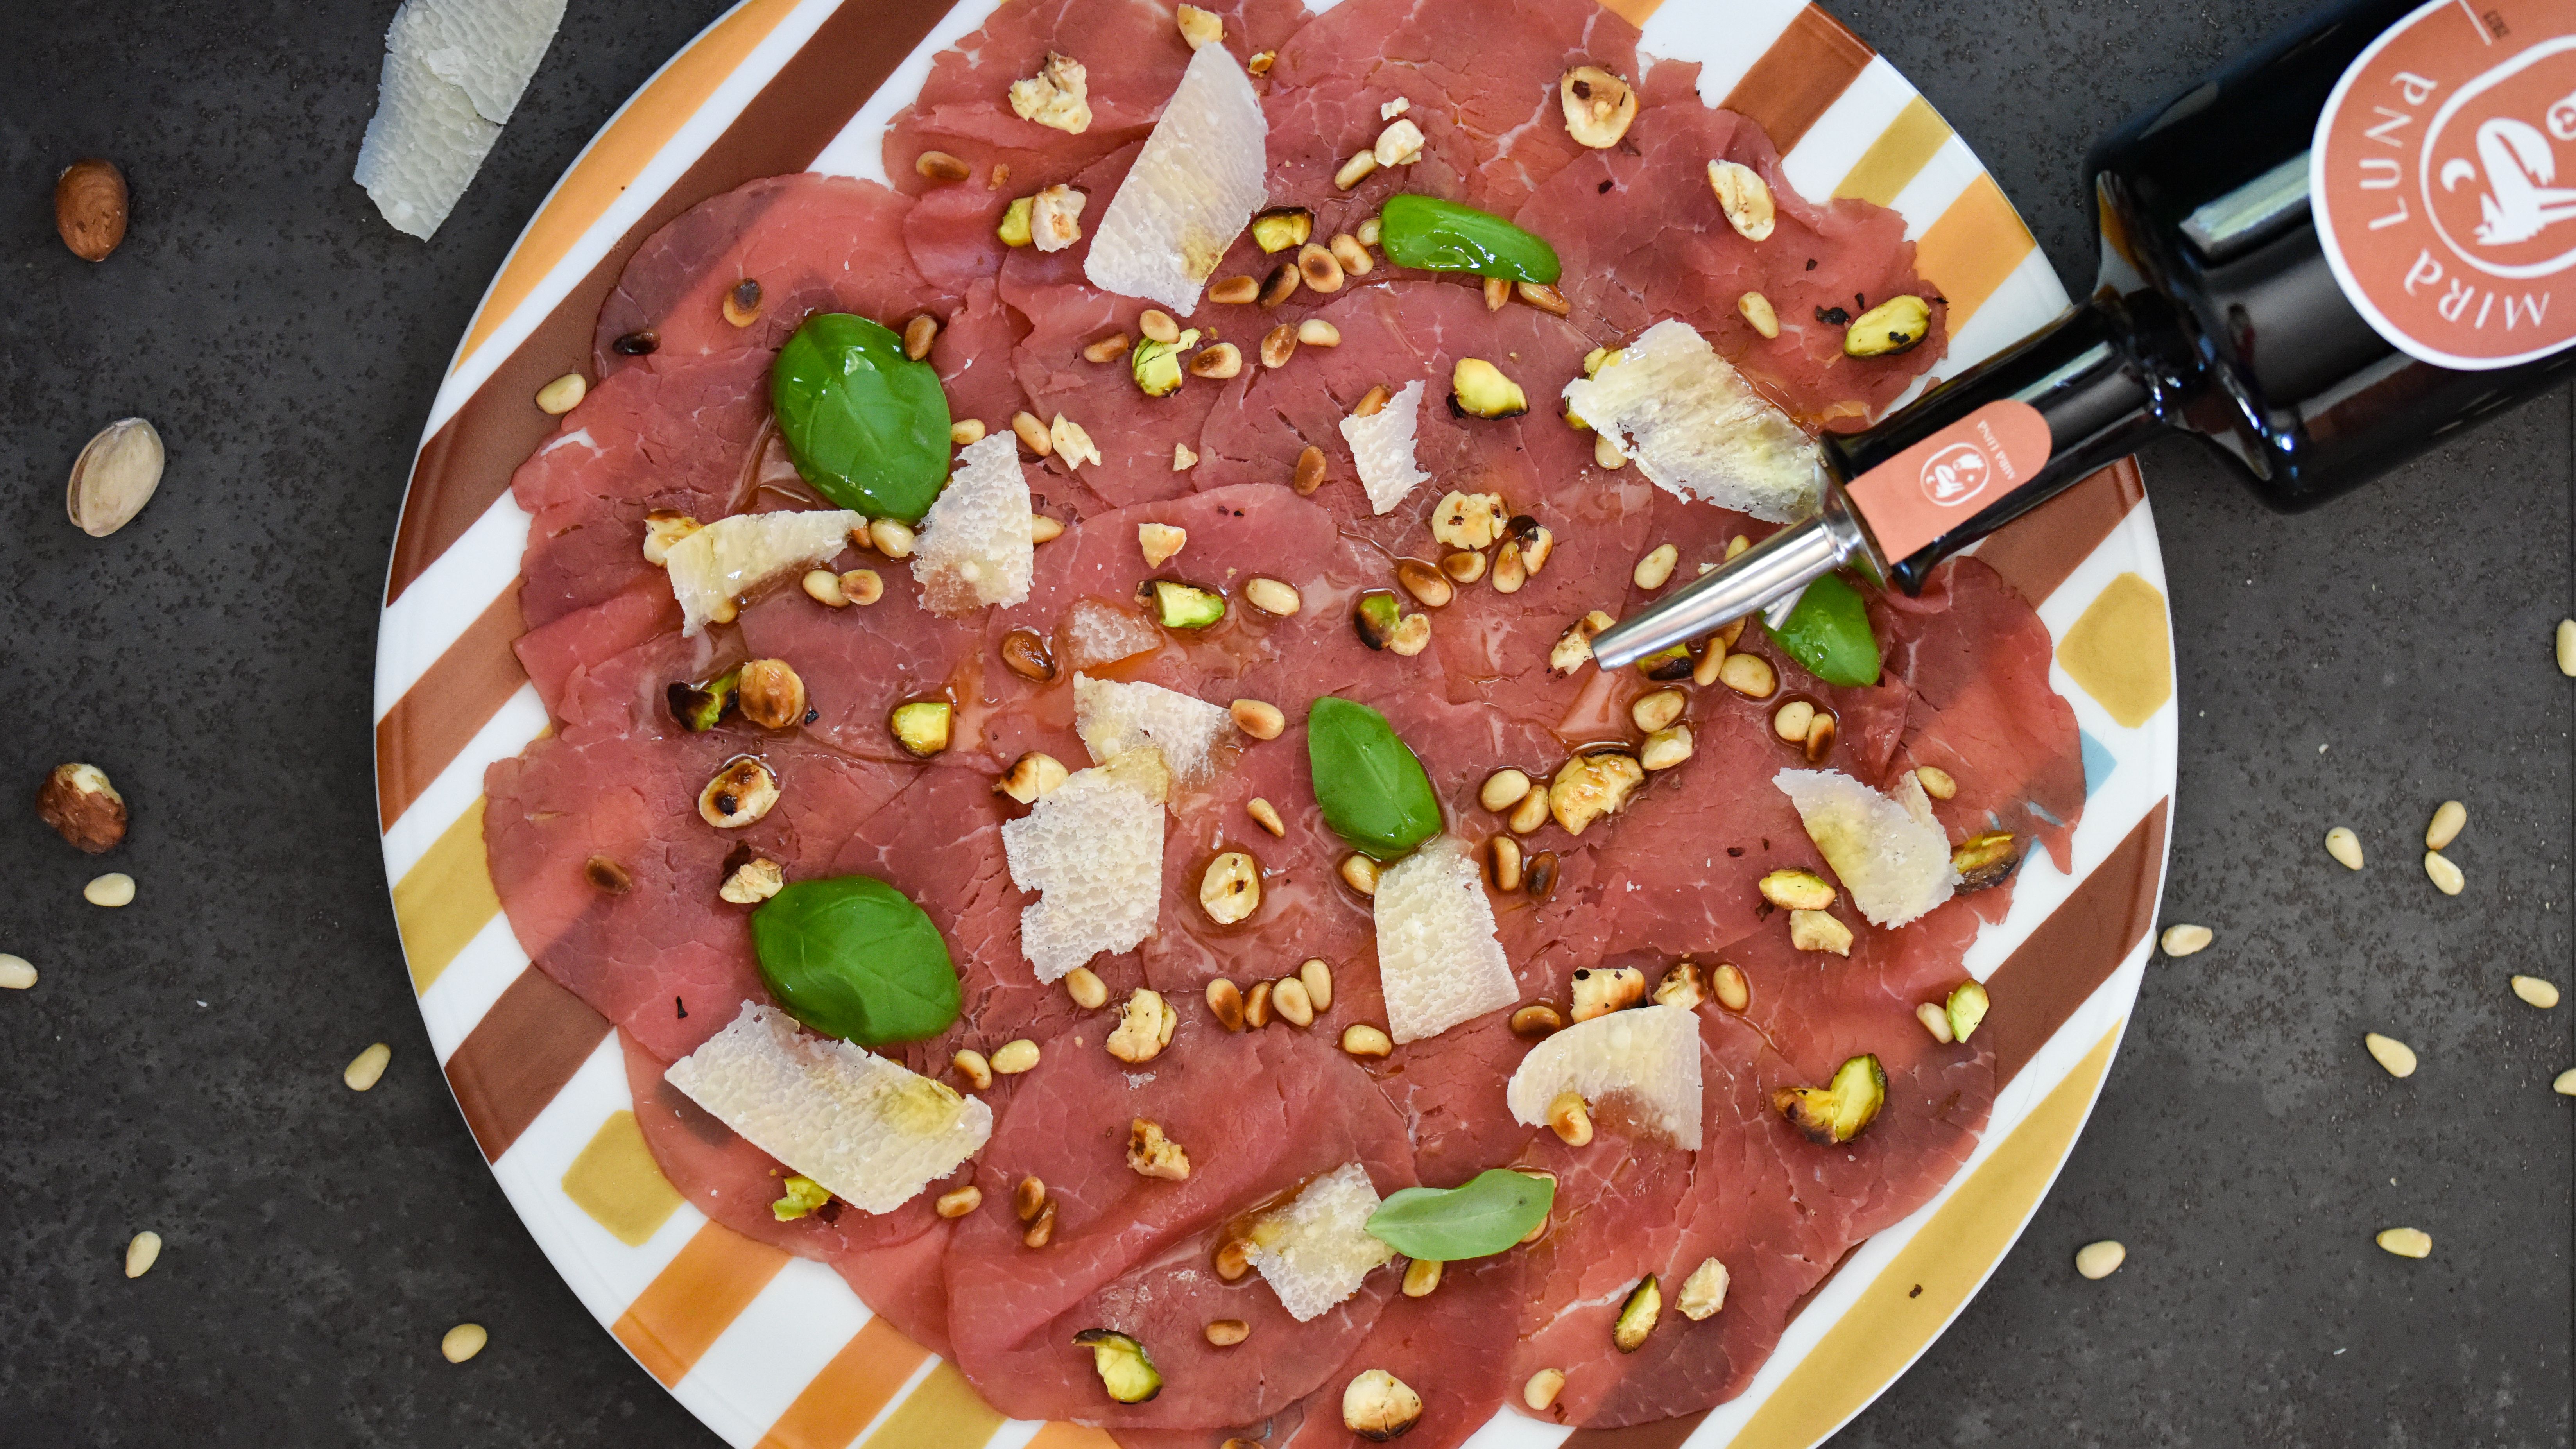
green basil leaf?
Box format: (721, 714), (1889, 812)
(1763, 572), (1882, 687)
(1376, 194), (1564, 284)
(1366, 1170), (1555, 1261)
(750, 876), (961, 1045)
(771, 313), (953, 523)
(1306, 696), (1442, 861)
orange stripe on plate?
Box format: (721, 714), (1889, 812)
(391, 797), (503, 995)
(444, 966), (612, 1161)
(857, 1361), (1005, 1449)
(377, 586), (527, 831)
(1832, 93), (1953, 207)
(455, 0), (812, 371)
(1721, 1022), (2124, 1449)
(1018, 1426), (1121, 1449)
(1597, 0), (1662, 28)
(613, 1220), (793, 1388)
(756, 1317), (936, 1449)
(1720, 7), (1875, 153)
(1912, 172), (2035, 333)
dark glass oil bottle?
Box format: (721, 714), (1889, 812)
(1598, 0), (2576, 665)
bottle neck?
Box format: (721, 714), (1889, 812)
(1823, 295), (2169, 591)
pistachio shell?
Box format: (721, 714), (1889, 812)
(67, 418), (165, 537)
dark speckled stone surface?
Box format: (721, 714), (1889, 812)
(0, 1), (2567, 1445)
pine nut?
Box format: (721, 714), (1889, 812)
(442, 1322), (488, 1362)
(2512, 975), (2561, 1008)
(840, 569), (884, 605)
(1206, 978), (1246, 1032)
(2424, 850), (2463, 894)
(2160, 923), (2214, 956)
(1139, 308), (1181, 344)
(1231, 699), (1286, 739)
(1547, 1090), (1592, 1145)
(1031, 512), (1064, 543)
(802, 568), (848, 607)
(1261, 260), (1302, 308)
(1516, 281), (1570, 316)
(1915, 1002), (1954, 1043)
(1014, 1175), (1048, 1222)
(2554, 1068), (2576, 1095)
(1023, 1199), (1057, 1247)
(1214, 1237), (1252, 1279)
(936, 1185), (983, 1218)
(2425, 800), (2466, 850)
(869, 518), (916, 559)
(84, 872), (134, 907)
(344, 1042), (392, 1091)
(1772, 700), (1815, 742)
(1524, 1368), (1567, 1411)
(1718, 652), (1775, 699)
(1340, 853), (1381, 896)
(953, 1049), (993, 1090)
(1396, 558), (1453, 608)
(1336, 150), (1380, 188)
(991, 1039), (1041, 1075)
(535, 373), (587, 414)
(124, 1230), (161, 1278)
(1632, 689), (1686, 733)
(1082, 332), (1132, 363)
(2324, 827), (2364, 870)
(1206, 1318), (1250, 1346)
(1012, 410), (1053, 455)
(1402, 1257), (1442, 1296)
(2560, 618), (2576, 676)
(903, 313), (939, 360)
(1342, 1023), (1393, 1057)
(1297, 242), (1345, 293)
(1490, 834), (1523, 892)
(951, 418), (987, 446)
(2376, 1226), (2431, 1259)
(1273, 977), (1315, 1027)
(1632, 543), (1679, 590)
(0, 954), (34, 990)
(1711, 963), (1749, 1011)
(1292, 444), (1327, 494)
(915, 149), (971, 182)
(1803, 713), (1836, 763)
(1245, 576), (1303, 615)
(1248, 797), (1287, 836)
(1492, 539), (1528, 593)
(1916, 765), (1958, 799)
(1481, 768), (1533, 812)
(1508, 787), (1551, 834)
(1639, 725), (1693, 771)
(1261, 323), (1298, 369)
(1065, 967), (1108, 1010)
(1441, 550), (1486, 583)
(1484, 275), (1511, 311)
(1354, 383), (1392, 417)
(1210, 275), (1260, 305)
(1299, 958), (1333, 1012)
(1297, 318), (1342, 347)
(2073, 1240), (2125, 1279)
(1244, 979), (1274, 1028)
(1330, 233), (1372, 276)
(1594, 432), (1627, 470)
(1511, 1003), (1563, 1037)
(1738, 290), (1779, 338)
(2363, 1032), (2417, 1077)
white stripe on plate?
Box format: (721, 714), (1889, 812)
(1460, 1410), (1571, 1447)
(375, 490), (534, 720)
(423, 0), (850, 439)
(1780, 56), (1915, 203)
(488, 1036), (710, 1315)
(1887, 133), (1979, 242)
(382, 682), (550, 883)
(808, 0), (1013, 184)
(419, 917), (532, 1064)
(1638, 0), (1807, 110)
(675, 1256), (876, 1449)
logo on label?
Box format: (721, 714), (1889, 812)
(1918, 440), (1995, 507)
(2314, 0), (2576, 369)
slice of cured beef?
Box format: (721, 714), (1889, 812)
(943, 1020), (1416, 1428)
(1512, 63), (1947, 430)
(593, 174), (948, 380)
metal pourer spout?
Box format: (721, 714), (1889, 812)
(1589, 479), (1886, 669)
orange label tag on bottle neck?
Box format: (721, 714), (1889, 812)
(1841, 399), (2052, 563)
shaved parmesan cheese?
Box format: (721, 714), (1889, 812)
(1340, 380), (1431, 515)
(355, 0), (566, 239)
(1060, 600), (1164, 672)
(1003, 748), (1171, 981)
(1561, 319), (1821, 523)
(665, 1003), (992, 1214)
(1084, 43), (1269, 313)
(1073, 673), (1233, 786)
(1245, 1162), (1395, 1322)
(1506, 1003), (1703, 1149)
(1374, 837), (1517, 1044)
(1775, 768), (1956, 927)
(663, 509), (863, 636)
(911, 434), (1032, 616)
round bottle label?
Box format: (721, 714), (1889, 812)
(2313, 0), (2576, 369)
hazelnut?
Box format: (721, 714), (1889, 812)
(55, 159), (128, 262)
(38, 763), (126, 853)
(735, 659), (809, 730)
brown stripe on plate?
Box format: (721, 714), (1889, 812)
(377, 586), (528, 831)
(1563, 1410), (1715, 1449)
(384, 0), (960, 607)
(445, 966), (613, 1161)
(1719, 7), (1875, 154)
(756, 1316), (935, 1449)
(1983, 798), (2168, 1087)
(612, 1220), (792, 1387)
(1970, 457), (2145, 609)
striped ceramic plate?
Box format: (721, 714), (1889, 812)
(373, 1), (2178, 1445)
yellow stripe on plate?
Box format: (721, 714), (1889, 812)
(392, 797), (503, 994)
(1833, 94), (1953, 206)
(858, 1362), (1006, 1449)
(454, 0), (813, 371)
(1912, 172), (2036, 333)
(1724, 1021), (2122, 1449)
(561, 1110), (686, 1247)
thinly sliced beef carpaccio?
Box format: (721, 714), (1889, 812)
(472, 0), (2083, 1436)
